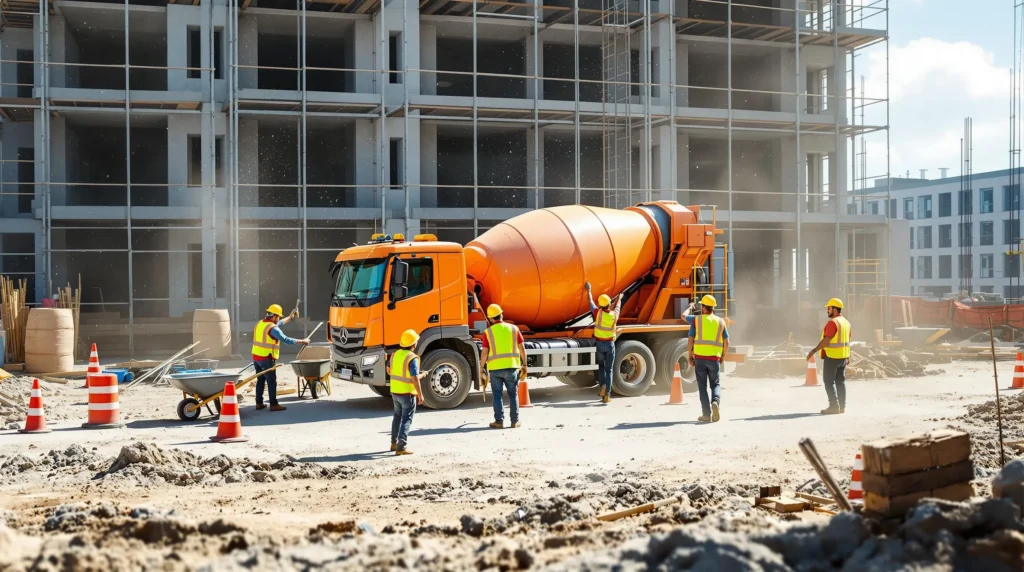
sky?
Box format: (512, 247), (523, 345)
(867, 0), (1017, 180)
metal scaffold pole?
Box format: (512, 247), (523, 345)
(125, 0), (135, 357)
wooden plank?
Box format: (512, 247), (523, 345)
(861, 430), (971, 476)
(862, 460), (975, 497)
(864, 482), (973, 518)
(3, 363), (24, 372)
(772, 497), (807, 513)
(795, 492), (835, 505)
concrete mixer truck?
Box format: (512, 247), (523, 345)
(327, 201), (733, 409)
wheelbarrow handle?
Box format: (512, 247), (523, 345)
(236, 364), (283, 390)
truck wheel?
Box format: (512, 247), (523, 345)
(654, 338), (698, 394)
(370, 385), (391, 398)
(557, 372), (598, 388)
(612, 340), (656, 397)
(420, 349), (472, 409)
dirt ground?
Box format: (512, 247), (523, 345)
(1, 360), (1022, 570)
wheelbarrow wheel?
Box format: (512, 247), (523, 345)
(308, 379), (319, 399)
(176, 398), (202, 422)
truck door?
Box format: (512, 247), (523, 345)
(384, 253), (442, 345)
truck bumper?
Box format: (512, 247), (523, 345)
(331, 348), (388, 386)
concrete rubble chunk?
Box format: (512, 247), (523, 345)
(992, 459), (1024, 510)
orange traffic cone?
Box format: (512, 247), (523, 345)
(211, 381), (248, 443)
(82, 372), (125, 429)
(517, 380), (533, 408)
(20, 379), (52, 434)
(848, 453), (864, 501)
(805, 355), (820, 386)
(85, 343), (101, 388)
(667, 364), (685, 405)
(1011, 351), (1024, 389)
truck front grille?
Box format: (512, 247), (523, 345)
(331, 326), (366, 353)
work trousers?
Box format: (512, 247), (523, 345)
(254, 358), (278, 406)
(489, 368), (520, 424)
(391, 393), (416, 450)
(595, 340), (615, 394)
(822, 356), (847, 409)
(695, 358), (721, 417)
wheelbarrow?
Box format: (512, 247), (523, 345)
(290, 359), (332, 399)
(167, 363), (282, 421)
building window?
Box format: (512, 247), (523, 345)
(389, 34), (402, 84)
(888, 198), (897, 218)
(910, 257), (914, 279)
(1005, 219), (1021, 245)
(959, 189), (973, 215)
(868, 201), (879, 215)
(187, 27), (201, 79)
(910, 227), (914, 250)
(389, 139), (402, 189)
(917, 256), (933, 279)
(981, 221), (994, 246)
(1006, 254), (1020, 279)
(214, 28), (224, 80)
(188, 244), (202, 298)
(938, 192), (952, 217)
(939, 255), (952, 279)
(917, 226), (932, 249)
(188, 135), (201, 187)
(917, 195), (932, 219)
(959, 254), (972, 279)
(959, 222), (972, 247)
(939, 224), (952, 248)
(980, 254), (994, 278)
(1005, 184), (1020, 211)
(980, 187), (994, 213)
(903, 197), (914, 220)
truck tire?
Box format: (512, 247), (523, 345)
(654, 338), (698, 394)
(557, 372), (598, 388)
(420, 349), (473, 409)
(370, 385), (391, 398)
(612, 340), (656, 397)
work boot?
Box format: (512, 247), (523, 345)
(602, 394), (611, 404)
(840, 407), (846, 414)
(598, 386), (607, 398)
(697, 415), (712, 423)
(711, 401), (721, 422)
(255, 403), (267, 411)
(396, 449), (414, 456)
(510, 421), (522, 428)
(269, 404), (287, 412)
(820, 405), (841, 415)
(489, 421), (504, 429)
(390, 442), (397, 452)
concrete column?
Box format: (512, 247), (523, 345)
(525, 33), (543, 99)
(526, 128), (544, 206)
(353, 119), (376, 209)
(238, 11), (258, 89)
(674, 39), (688, 108)
(419, 24), (436, 96)
(353, 20), (375, 94)
(676, 131), (690, 204)
(420, 122), (437, 208)
(652, 125), (674, 200)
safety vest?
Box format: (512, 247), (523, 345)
(594, 309), (618, 341)
(388, 349), (419, 395)
(484, 322), (522, 371)
(822, 316), (851, 359)
(692, 314), (725, 358)
(251, 320), (280, 360)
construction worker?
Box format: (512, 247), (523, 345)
(252, 304), (310, 411)
(585, 282), (620, 404)
(806, 298), (851, 415)
(389, 329), (427, 455)
(480, 304), (527, 428)
(688, 295), (729, 423)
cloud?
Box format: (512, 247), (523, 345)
(860, 38), (1010, 180)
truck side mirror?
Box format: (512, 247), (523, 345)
(394, 259), (409, 286)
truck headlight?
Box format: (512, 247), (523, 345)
(361, 355), (380, 366)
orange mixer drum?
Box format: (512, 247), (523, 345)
(464, 205), (659, 330)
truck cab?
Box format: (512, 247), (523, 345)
(329, 233), (481, 408)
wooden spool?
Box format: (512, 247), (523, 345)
(25, 308), (75, 374)
(192, 309), (232, 359)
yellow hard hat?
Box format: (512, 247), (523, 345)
(400, 329), (420, 348)
(486, 304), (503, 319)
(598, 294), (611, 307)
(825, 297), (844, 309)
(266, 304), (284, 317)
(700, 295), (717, 307)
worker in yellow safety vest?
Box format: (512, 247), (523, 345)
(806, 298), (851, 415)
(252, 304), (310, 412)
(388, 329), (427, 455)
(585, 282), (621, 404)
(687, 295), (730, 423)
(480, 304), (528, 428)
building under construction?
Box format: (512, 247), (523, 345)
(0, 0), (890, 354)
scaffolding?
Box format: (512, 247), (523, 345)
(0, 0), (892, 355)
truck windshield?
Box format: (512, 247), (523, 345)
(334, 259), (386, 302)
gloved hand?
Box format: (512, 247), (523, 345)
(519, 366), (528, 381)
(584, 282), (591, 292)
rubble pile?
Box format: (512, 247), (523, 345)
(953, 393), (1024, 469)
(0, 444), (104, 483)
(848, 348), (943, 379)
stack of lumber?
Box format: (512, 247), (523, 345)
(51, 276), (82, 360)
(0, 275), (29, 364)
(753, 486), (837, 515)
(860, 430), (975, 518)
